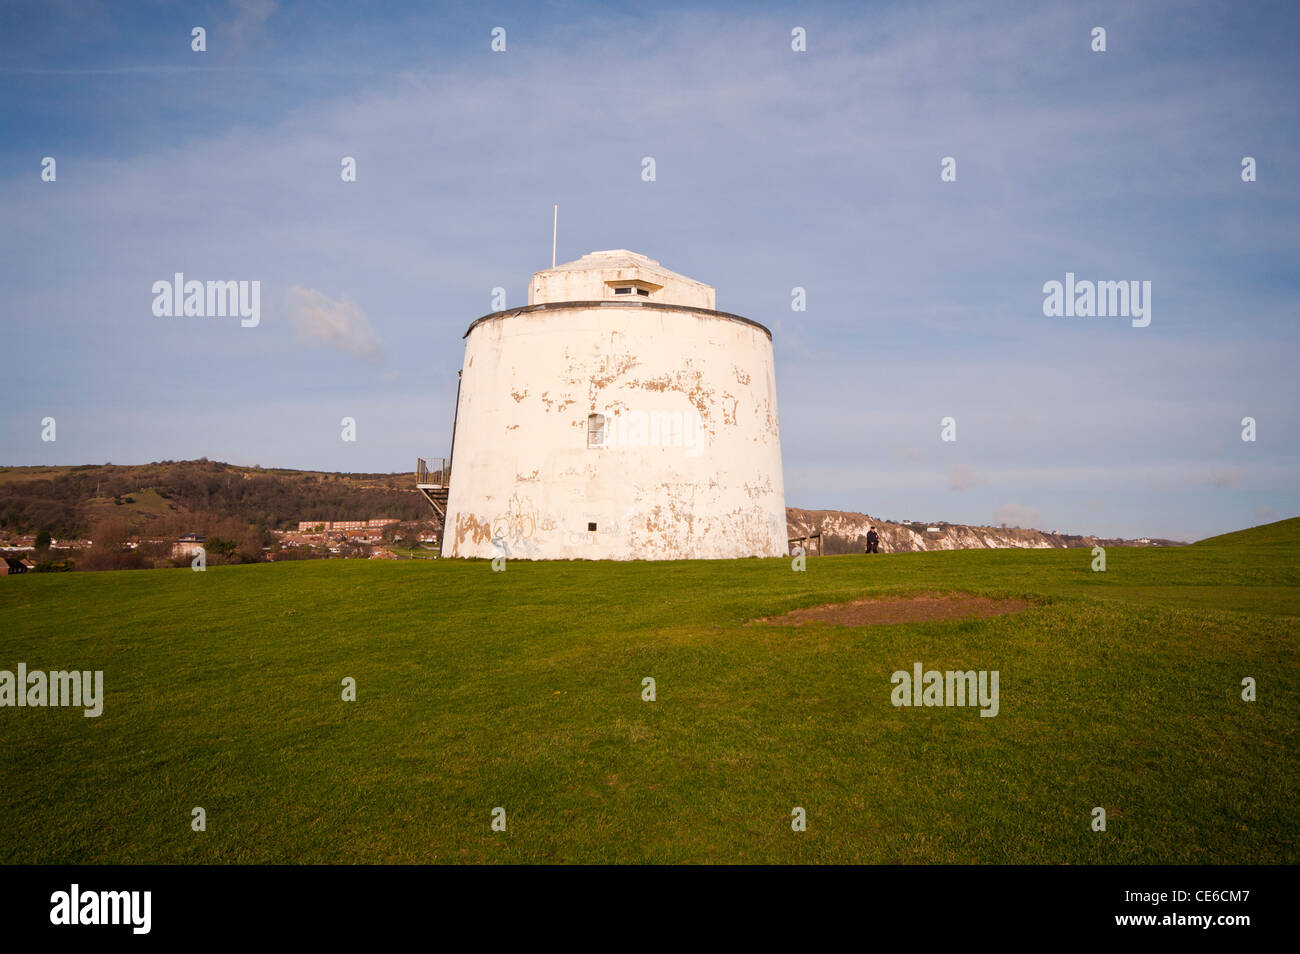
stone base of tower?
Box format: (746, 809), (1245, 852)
(444, 493), (788, 561)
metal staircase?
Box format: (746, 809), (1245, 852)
(419, 371), (461, 553)
(416, 457), (449, 521)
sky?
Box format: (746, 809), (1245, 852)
(1, 0), (1297, 541)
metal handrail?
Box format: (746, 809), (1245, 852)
(416, 457), (448, 487)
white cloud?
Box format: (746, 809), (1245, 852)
(286, 286), (383, 364)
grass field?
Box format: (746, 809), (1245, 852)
(2, 520), (1297, 864)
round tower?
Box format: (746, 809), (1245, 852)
(443, 250), (787, 560)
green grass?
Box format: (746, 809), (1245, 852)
(383, 546), (439, 560)
(1, 521), (1297, 864)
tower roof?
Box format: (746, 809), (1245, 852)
(549, 249), (661, 271)
(529, 250), (716, 310)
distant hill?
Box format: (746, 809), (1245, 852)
(786, 507), (1183, 554)
(1194, 517), (1300, 547)
(0, 460), (431, 537)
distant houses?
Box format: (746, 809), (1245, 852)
(0, 517), (432, 572)
(1, 557), (33, 576)
(297, 518), (400, 532)
(171, 534), (206, 560)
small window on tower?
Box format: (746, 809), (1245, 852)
(606, 280), (660, 299)
(587, 522), (598, 532)
(587, 413), (606, 448)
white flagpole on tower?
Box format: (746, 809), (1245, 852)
(552, 205), (558, 268)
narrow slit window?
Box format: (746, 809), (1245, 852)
(587, 413), (606, 448)
(613, 286), (633, 295)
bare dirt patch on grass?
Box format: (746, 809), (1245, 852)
(755, 592), (1030, 626)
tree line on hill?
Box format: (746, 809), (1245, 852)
(0, 459), (430, 538)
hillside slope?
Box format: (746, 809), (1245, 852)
(1195, 516), (1300, 547)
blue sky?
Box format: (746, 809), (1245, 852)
(2, 0), (1296, 540)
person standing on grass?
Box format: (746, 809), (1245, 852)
(865, 527), (880, 554)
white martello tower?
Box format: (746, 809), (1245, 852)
(440, 250), (787, 560)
